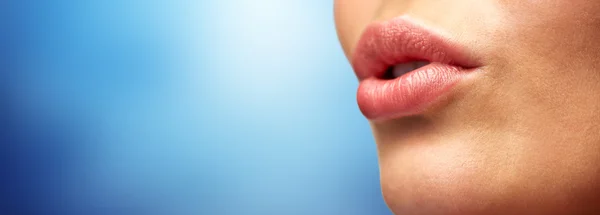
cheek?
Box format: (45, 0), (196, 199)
(334, 0), (380, 59)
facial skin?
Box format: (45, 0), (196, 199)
(335, 1), (600, 214)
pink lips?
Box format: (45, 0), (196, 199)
(352, 17), (480, 121)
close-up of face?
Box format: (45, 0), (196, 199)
(335, 0), (600, 214)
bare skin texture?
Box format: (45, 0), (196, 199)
(335, 1), (600, 214)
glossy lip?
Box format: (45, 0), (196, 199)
(352, 16), (481, 121)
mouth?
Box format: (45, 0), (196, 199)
(352, 16), (481, 121)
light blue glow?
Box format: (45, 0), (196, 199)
(6, 0), (391, 214)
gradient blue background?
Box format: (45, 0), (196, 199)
(3, 1), (391, 214)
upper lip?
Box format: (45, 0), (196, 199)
(351, 17), (479, 80)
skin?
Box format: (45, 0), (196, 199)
(335, 1), (600, 214)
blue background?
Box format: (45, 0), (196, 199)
(3, 0), (391, 214)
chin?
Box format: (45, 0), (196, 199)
(374, 128), (600, 215)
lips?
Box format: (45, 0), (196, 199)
(352, 17), (480, 121)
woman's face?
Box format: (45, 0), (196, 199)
(335, 1), (600, 214)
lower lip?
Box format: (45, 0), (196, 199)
(357, 62), (471, 121)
